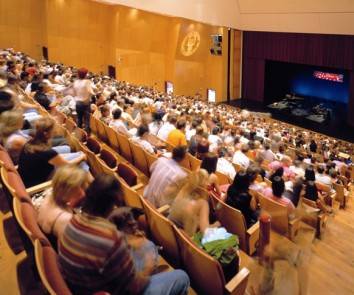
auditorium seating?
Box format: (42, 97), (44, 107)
(210, 194), (259, 255)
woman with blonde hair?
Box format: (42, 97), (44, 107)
(168, 169), (220, 236)
(37, 164), (90, 238)
(0, 109), (29, 163)
(18, 117), (88, 187)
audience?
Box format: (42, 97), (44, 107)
(58, 174), (190, 295)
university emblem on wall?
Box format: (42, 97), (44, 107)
(181, 31), (201, 57)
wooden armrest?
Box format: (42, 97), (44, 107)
(225, 267), (250, 294)
(26, 180), (52, 195)
(131, 183), (144, 191)
(289, 217), (301, 226)
(246, 221), (259, 236)
(157, 204), (170, 214)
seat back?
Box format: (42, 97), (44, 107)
(65, 117), (77, 133)
(174, 227), (225, 295)
(116, 132), (133, 163)
(1, 165), (29, 200)
(211, 195), (248, 252)
(96, 119), (108, 143)
(333, 182), (346, 207)
(117, 162), (138, 187)
(86, 137), (102, 154)
(13, 198), (49, 243)
(85, 149), (103, 177)
(73, 128), (88, 143)
(215, 171), (232, 185)
(129, 141), (149, 176)
(105, 126), (120, 153)
(99, 148), (117, 169)
(140, 197), (181, 268)
(34, 239), (72, 295)
(120, 180), (143, 209)
(89, 114), (98, 136)
(144, 150), (158, 173)
(189, 154), (201, 171)
(259, 195), (289, 235)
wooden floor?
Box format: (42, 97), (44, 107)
(1, 187), (354, 294)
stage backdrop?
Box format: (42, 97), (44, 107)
(241, 31), (354, 127)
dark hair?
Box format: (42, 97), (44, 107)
(270, 167), (284, 182)
(272, 176), (285, 198)
(246, 165), (260, 183)
(304, 181), (318, 202)
(317, 166), (324, 174)
(78, 68), (88, 79)
(82, 175), (121, 217)
(172, 145), (187, 162)
(0, 91), (14, 114)
(201, 152), (218, 175)
(112, 108), (122, 120)
(212, 127), (219, 135)
(241, 144), (249, 154)
(137, 125), (149, 137)
(304, 166), (316, 181)
(229, 171), (250, 194)
(176, 119), (186, 130)
(168, 114), (177, 125)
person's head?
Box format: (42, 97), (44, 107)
(112, 108), (122, 120)
(272, 176), (285, 198)
(212, 127), (219, 135)
(329, 168), (337, 179)
(200, 152), (218, 175)
(317, 166), (324, 174)
(52, 165), (90, 209)
(182, 169), (209, 192)
(305, 181), (318, 200)
(241, 144), (249, 154)
(230, 171), (250, 193)
(304, 166), (316, 181)
(270, 167), (284, 181)
(172, 145), (187, 162)
(281, 155), (292, 167)
(195, 126), (204, 136)
(0, 90), (14, 114)
(82, 174), (121, 217)
(27, 117), (55, 151)
(176, 119), (186, 130)
(78, 68), (88, 79)
(168, 114), (177, 125)
(100, 105), (110, 117)
(137, 124), (149, 138)
(246, 165), (260, 184)
(0, 109), (23, 138)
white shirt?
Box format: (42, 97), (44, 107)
(157, 122), (175, 141)
(132, 137), (155, 154)
(110, 119), (129, 135)
(316, 174), (332, 187)
(232, 150), (250, 169)
(185, 128), (196, 141)
(73, 79), (93, 103)
(217, 157), (236, 180)
(149, 122), (163, 136)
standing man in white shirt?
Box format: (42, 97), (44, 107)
(72, 68), (94, 132)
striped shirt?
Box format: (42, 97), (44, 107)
(58, 213), (148, 294)
(143, 157), (187, 208)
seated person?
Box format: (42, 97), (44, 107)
(167, 119), (187, 147)
(99, 104), (111, 125)
(109, 107), (130, 135)
(169, 169), (220, 236)
(226, 171), (259, 228)
(200, 152), (222, 198)
(36, 164), (90, 238)
(18, 117), (88, 187)
(265, 176), (295, 216)
(131, 125), (155, 154)
(59, 174), (190, 295)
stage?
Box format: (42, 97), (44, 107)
(227, 98), (354, 143)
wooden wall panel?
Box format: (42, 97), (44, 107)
(0, 0), (242, 103)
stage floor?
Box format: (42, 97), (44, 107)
(227, 99), (354, 143)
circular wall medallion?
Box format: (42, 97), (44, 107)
(181, 31), (201, 57)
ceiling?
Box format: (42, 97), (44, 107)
(92, 0), (354, 35)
